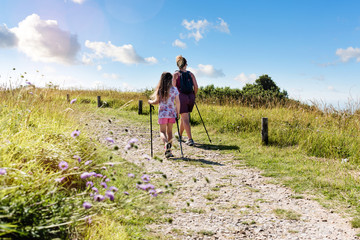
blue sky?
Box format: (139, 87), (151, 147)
(1, 0), (360, 107)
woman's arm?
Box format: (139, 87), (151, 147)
(175, 95), (180, 118)
(190, 72), (198, 95)
(172, 72), (179, 88)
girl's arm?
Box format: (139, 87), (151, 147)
(148, 93), (159, 105)
(175, 95), (180, 118)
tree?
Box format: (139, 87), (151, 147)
(255, 74), (279, 92)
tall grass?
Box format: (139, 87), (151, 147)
(0, 87), (166, 239)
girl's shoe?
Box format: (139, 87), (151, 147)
(165, 151), (174, 158)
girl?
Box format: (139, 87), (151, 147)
(148, 72), (180, 158)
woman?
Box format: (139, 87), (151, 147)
(173, 55), (198, 146)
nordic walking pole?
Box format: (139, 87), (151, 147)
(150, 104), (155, 157)
(194, 102), (211, 143)
(175, 116), (184, 158)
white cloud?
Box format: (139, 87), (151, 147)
(181, 18), (230, 42)
(10, 14), (80, 64)
(234, 73), (257, 84)
(70, 0), (86, 4)
(172, 39), (187, 49)
(215, 18), (230, 34)
(0, 24), (17, 48)
(182, 19), (210, 42)
(85, 40), (157, 65)
(188, 64), (225, 78)
(102, 73), (120, 80)
(97, 65), (102, 71)
(336, 47), (360, 62)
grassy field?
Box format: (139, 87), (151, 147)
(1, 86), (360, 238)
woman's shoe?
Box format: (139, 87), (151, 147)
(185, 139), (194, 146)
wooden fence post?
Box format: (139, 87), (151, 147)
(138, 100), (143, 115)
(66, 94), (70, 102)
(97, 96), (101, 108)
(261, 117), (268, 145)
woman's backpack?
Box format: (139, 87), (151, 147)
(178, 71), (194, 94)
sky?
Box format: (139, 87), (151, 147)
(1, 0), (360, 107)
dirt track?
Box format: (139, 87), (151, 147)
(83, 112), (359, 240)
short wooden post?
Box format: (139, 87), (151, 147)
(97, 96), (101, 108)
(138, 100), (143, 115)
(261, 117), (268, 145)
(66, 94), (70, 102)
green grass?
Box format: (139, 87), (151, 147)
(273, 208), (301, 221)
(3, 86), (360, 238)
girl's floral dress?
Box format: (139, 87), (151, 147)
(158, 86), (179, 119)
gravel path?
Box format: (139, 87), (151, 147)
(83, 113), (359, 240)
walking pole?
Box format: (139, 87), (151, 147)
(194, 102), (211, 143)
(175, 116), (184, 158)
(150, 104), (155, 157)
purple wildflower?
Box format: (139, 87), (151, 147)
(105, 178), (110, 182)
(70, 98), (77, 104)
(143, 154), (151, 161)
(92, 187), (98, 192)
(141, 174), (150, 183)
(105, 191), (115, 201)
(73, 167), (79, 170)
(86, 181), (94, 187)
(137, 183), (155, 191)
(100, 182), (108, 189)
(106, 137), (114, 143)
(59, 161), (68, 170)
(73, 155), (81, 163)
(86, 217), (92, 225)
(109, 186), (118, 192)
(128, 138), (138, 144)
(71, 130), (80, 138)
(0, 168), (6, 175)
(127, 173), (135, 178)
(149, 189), (158, 197)
(25, 81), (32, 85)
(124, 191), (129, 195)
(101, 166), (107, 170)
(94, 194), (105, 202)
(80, 172), (92, 179)
(95, 173), (103, 178)
(83, 202), (92, 209)
(84, 160), (92, 165)
(29, 92), (33, 95)
(55, 177), (65, 183)
(124, 144), (131, 150)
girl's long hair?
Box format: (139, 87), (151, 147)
(151, 72), (173, 102)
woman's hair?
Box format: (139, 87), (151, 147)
(151, 72), (173, 102)
(176, 55), (187, 69)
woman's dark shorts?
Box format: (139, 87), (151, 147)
(179, 92), (195, 114)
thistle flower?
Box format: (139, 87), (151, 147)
(94, 194), (105, 202)
(105, 191), (115, 201)
(83, 202), (92, 209)
(86, 181), (94, 187)
(92, 187), (98, 192)
(137, 183), (155, 191)
(109, 186), (118, 192)
(106, 137), (114, 143)
(141, 174), (150, 183)
(59, 161), (68, 170)
(73, 155), (81, 163)
(84, 160), (92, 165)
(55, 177), (65, 183)
(71, 130), (80, 138)
(70, 98), (77, 104)
(128, 138), (138, 144)
(0, 168), (6, 175)
(100, 182), (108, 189)
(127, 173), (135, 178)
(80, 172), (92, 179)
